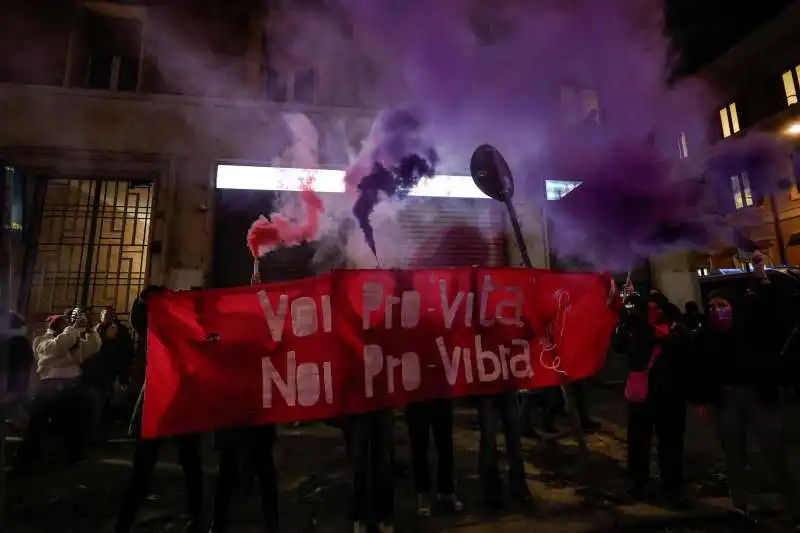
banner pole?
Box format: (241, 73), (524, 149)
(501, 197), (587, 454)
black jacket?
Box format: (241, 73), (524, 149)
(82, 321), (134, 388)
(690, 276), (799, 405)
(623, 309), (690, 397)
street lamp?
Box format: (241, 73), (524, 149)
(784, 121), (800, 136)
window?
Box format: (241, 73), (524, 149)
(264, 68), (317, 104)
(678, 132), (689, 159)
(560, 87), (600, 125)
(731, 172), (754, 209)
(696, 267), (709, 277)
(782, 66), (800, 106)
(69, 6), (143, 92)
(719, 102), (740, 138)
(545, 180), (582, 200)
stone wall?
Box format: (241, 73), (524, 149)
(0, 83), (375, 288)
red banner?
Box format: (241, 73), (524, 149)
(143, 268), (618, 438)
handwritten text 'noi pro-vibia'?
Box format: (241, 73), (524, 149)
(259, 276), (534, 409)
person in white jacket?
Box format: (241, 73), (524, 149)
(34, 313), (102, 380)
(15, 311), (102, 467)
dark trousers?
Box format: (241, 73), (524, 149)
(346, 409), (394, 523)
(211, 426), (279, 532)
(115, 433), (203, 531)
(627, 392), (686, 494)
(16, 377), (91, 464)
(405, 399), (455, 495)
(715, 385), (799, 516)
(477, 392), (526, 495)
(540, 382), (592, 430)
(5, 338), (32, 398)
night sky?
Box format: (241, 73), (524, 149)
(666, 0), (796, 74)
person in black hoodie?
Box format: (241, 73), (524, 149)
(691, 262), (800, 529)
(113, 286), (204, 533)
(623, 293), (689, 506)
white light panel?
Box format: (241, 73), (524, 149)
(215, 164), (582, 201)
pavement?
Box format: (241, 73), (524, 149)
(2, 383), (799, 532)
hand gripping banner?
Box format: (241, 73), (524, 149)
(142, 268), (618, 438)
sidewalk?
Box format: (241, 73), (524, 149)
(2, 386), (798, 532)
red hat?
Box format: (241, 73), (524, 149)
(46, 315), (64, 329)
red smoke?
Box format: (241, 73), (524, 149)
(246, 188), (325, 258)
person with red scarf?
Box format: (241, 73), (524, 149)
(622, 293), (689, 507)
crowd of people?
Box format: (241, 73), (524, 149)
(1, 253), (800, 532)
(617, 253), (800, 530)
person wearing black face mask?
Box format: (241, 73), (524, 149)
(623, 294), (689, 507)
(691, 269), (800, 529)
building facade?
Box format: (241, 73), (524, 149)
(8, 1), (734, 325)
(0, 1), (558, 326)
(696, 0), (800, 271)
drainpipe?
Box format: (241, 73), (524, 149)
(769, 192), (788, 265)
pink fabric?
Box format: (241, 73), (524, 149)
(624, 324), (669, 403)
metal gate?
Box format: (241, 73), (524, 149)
(27, 179), (153, 326)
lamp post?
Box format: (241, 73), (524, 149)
(469, 144), (588, 454)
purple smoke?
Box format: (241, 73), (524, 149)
(349, 108), (438, 257)
(279, 0), (791, 269)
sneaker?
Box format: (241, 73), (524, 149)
(416, 493), (432, 517)
(352, 521), (368, 533)
(438, 493), (464, 512)
(378, 522), (395, 533)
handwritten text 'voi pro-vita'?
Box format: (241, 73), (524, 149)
(259, 276), (532, 409)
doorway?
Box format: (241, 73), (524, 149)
(26, 178), (153, 327)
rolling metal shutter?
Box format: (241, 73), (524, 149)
(212, 191), (509, 288)
(400, 197), (508, 268)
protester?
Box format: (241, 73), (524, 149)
(0, 309), (33, 426)
(210, 425), (279, 533)
(404, 399), (463, 516)
(682, 301), (707, 332)
(476, 392), (531, 510)
(539, 383), (599, 435)
(114, 286), (203, 533)
(623, 294), (689, 507)
(518, 389), (544, 437)
(83, 307), (134, 434)
(209, 271), (279, 533)
(691, 259), (800, 529)
(346, 409), (396, 533)
(15, 309), (101, 466)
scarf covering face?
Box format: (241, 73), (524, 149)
(710, 306), (733, 329)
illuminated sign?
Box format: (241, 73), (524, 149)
(216, 164), (582, 201)
(546, 180), (582, 200)
(215, 165), (489, 199)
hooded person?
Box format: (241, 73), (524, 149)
(15, 310), (102, 466)
(623, 293), (690, 507)
(690, 263), (800, 529)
